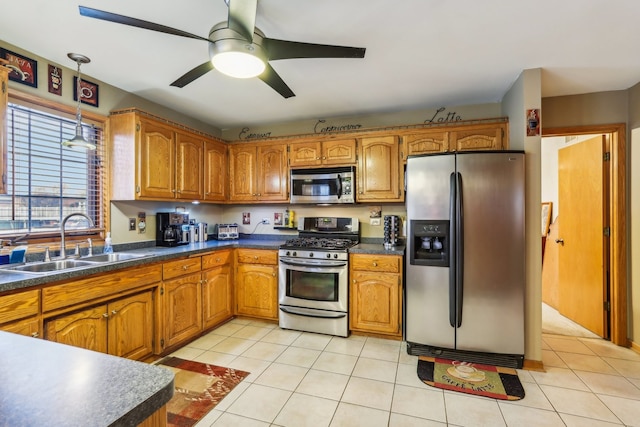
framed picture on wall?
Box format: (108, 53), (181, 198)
(73, 76), (99, 107)
(0, 48), (38, 88)
(541, 202), (552, 237)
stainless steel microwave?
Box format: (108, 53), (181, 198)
(290, 166), (355, 204)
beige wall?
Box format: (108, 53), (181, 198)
(502, 68), (543, 363)
(628, 82), (640, 341)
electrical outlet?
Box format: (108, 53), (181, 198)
(129, 218), (136, 231)
(262, 217), (270, 224)
(138, 212), (147, 234)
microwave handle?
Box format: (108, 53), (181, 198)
(336, 174), (342, 199)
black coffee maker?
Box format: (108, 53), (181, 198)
(156, 212), (189, 247)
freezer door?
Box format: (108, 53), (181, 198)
(454, 152), (525, 355)
(405, 154), (455, 348)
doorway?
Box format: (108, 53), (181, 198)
(541, 124), (627, 347)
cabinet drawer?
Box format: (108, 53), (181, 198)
(0, 289), (40, 324)
(163, 257), (202, 280)
(201, 250), (232, 270)
(237, 249), (277, 265)
(350, 254), (401, 273)
(42, 264), (162, 313)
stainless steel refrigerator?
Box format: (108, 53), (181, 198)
(405, 151), (525, 368)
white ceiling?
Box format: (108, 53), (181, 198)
(3, 0), (640, 130)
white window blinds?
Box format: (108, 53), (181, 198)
(0, 102), (105, 238)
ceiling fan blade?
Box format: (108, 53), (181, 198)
(263, 38), (366, 61)
(227, 0), (257, 41)
(79, 6), (210, 42)
(170, 61), (215, 88)
(258, 64), (295, 98)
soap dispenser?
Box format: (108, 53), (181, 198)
(103, 232), (113, 254)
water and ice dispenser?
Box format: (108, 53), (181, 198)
(409, 220), (449, 266)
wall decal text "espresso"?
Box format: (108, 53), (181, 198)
(238, 127), (273, 140)
(424, 107), (463, 124)
(314, 120), (363, 134)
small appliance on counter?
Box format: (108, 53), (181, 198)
(156, 212), (189, 247)
(383, 215), (401, 248)
(212, 223), (239, 240)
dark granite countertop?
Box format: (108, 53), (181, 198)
(0, 237), (404, 294)
(0, 330), (174, 427)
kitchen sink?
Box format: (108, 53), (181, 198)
(81, 252), (149, 263)
(1, 259), (99, 274)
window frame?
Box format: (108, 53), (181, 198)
(3, 88), (109, 246)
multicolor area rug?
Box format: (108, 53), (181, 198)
(157, 357), (250, 427)
(417, 356), (525, 401)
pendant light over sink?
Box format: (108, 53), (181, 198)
(61, 53), (96, 150)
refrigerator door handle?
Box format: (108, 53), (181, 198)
(456, 171), (464, 327)
(449, 172), (457, 328)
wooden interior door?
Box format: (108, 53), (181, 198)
(557, 135), (607, 337)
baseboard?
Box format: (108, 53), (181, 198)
(523, 359), (545, 371)
(630, 339), (640, 355)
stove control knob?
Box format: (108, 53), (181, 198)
(334, 254), (339, 259)
(326, 253), (331, 259)
(309, 252), (314, 257)
(292, 251), (297, 257)
(286, 251), (290, 256)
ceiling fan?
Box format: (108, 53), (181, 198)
(79, 0), (366, 98)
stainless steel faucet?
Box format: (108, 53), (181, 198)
(59, 213), (95, 259)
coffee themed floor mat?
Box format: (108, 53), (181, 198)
(417, 356), (525, 401)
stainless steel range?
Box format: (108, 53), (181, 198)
(278, 217), (359, 337)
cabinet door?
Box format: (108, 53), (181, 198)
(236, 264), (278, 319)
(176, 131), (204, 200)
(137, 119), (176, 199)
(203, 265), (233, 329)
(204, 139), (228, 202)
(323, 139), (357, 165)
(403, 131), (448, 159)
(289, 141), (322, 168)
(0, 67), (7, 194)
(350, 270), (400, 335)
(229, 144), (257, 201)
(357, 135), (402, 202)
(45, 305), (108, 353)
(449, 124), (506, 151)
(108, 291), (154, 360)
(257, 143), (288, 201)
(164, 272), (202, 348)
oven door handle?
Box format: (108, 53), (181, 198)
(280, 306), (347, 319)
(280, 258), (348, 268)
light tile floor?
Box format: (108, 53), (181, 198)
(169, 318), (640, 427)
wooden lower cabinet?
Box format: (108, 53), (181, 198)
(163, 271), (202, 348)
(45, 290), (155, 359)
(349, 254), (403, 337)
(235, 249), (278, 320)
(0, 288), (41, 338)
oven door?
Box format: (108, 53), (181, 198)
(278, 256), (348, 313)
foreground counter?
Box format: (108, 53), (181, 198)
(0, 330), (174, 426)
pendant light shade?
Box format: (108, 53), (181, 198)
(62, 53), (96, 150)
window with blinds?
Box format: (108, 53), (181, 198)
(0, 102), (105, 239)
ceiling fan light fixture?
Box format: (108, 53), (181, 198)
(212, 51), (265, 78)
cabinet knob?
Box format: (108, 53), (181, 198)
(322, 156), (326, 160)
(373, 262), (378, 267)
(111, 310), (118, 315)
(205, 192), (210, 195)
(272, 272), (276, 277)
(215, 258), (220, 262)
(103, 313), (109, 318)
(182, 265), (188, 270)
(353, 279), (356, 283)
(31, 332), (39, 338)
(254, 256), (258, 260)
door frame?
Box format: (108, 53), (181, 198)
(542, 123), (627, 346)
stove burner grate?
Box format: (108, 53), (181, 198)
(282, 237), (357, 251)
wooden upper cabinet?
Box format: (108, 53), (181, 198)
(137, 119), (176, 199)
(229, 142), (287, 202)
(403, 130), (448, 159)
(289, 139), (356, 168)
(257, 143), (288, 201)
(175, 131), (204, 200)
(449, 123), (506, 151)
(0, 67), (7, 195)
(229, 144), (257, 201)
(357, 135), (402, 202)
(204, 139), (227, 202)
